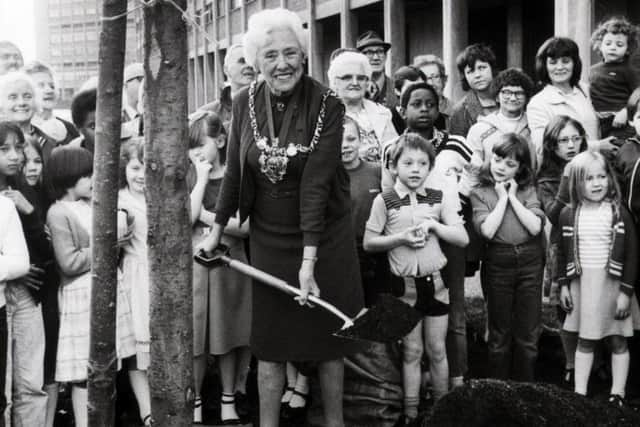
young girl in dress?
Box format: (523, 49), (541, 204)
(364, 133), (468, 426)
(46, 146), (136, 427)
(536, 116), (587, 388)
(558, 150), (640, 404)
(470, 133), (545, 382)
(118, 138), (152, 426)
(189, 112), (252, 424)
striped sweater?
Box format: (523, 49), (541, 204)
(556, 202), (638, 295)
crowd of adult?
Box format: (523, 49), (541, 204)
(1, 7), (640, 427)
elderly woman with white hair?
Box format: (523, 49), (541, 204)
(328, 51), (398, 162)
(197, 8), (364, 427)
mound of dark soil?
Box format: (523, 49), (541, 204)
(428, 379), (640, 427)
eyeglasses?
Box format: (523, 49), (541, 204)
(362, 48), (386, 58)
(499, 89), (526, 99)
(557, 135), (583, 145)
(425, 74), (442, 82)
(336, 74), (368, 83)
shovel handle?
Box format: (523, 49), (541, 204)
(224, 257), (354, 329)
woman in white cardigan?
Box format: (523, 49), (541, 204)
(526, 37), (615, 165)
(328, 50), (398, 162)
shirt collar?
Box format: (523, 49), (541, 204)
(394, 179), (427, 199)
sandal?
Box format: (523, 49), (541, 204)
(142, 414), (155, 426)
(221, 393), (241, 425)
(193, 396), (203, 424)
(281, 385), (295, 404)
(282, 389), (309, 419)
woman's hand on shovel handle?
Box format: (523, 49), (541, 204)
(195, 223), (224, 254)
(296, 246), (320, 306)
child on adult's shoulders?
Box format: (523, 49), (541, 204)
(589, 17), (640, 140)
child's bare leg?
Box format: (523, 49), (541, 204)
(575, 338), (596, 395)
(402, 321), (423, 419)
(423, 315), (449, 401)
(607, 335), (629, 397)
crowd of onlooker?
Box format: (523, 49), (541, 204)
(1, 10), (640, 427)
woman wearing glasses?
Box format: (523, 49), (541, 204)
(527, 37), (616, 167)
(327, 51), (398, 162)
(464, 68), (537, 189)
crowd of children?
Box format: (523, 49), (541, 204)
(0, 13), (639, 427)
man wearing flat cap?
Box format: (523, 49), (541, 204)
(356, 30), (397, 108)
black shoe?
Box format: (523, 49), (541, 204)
(562, 368), (574, 390)
(235, 391), (250, 418)
(394, 415), (420, 427)
(609, 394), (626, 408)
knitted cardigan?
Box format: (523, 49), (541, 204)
(556, 202), (638, 295)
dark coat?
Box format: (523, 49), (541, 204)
(215, 75), (350, 247)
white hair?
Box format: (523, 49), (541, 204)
(243, 8), (308, 70)
(327, 51), (372, 88)
(0, 71), (40, 113)
(223, 44), (244, 69)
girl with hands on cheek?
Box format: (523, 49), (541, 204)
(364, 133), (468, 424)
(470, 133), (545, 382)
(555, 151), (640, 404)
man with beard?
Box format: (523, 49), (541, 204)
(356, 31), (397, 109)
(199, 44), (256, 131)
(0, 41), (23, 76)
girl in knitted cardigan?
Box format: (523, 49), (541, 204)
(557, 150), (640, 405)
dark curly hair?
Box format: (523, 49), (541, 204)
(490, 68), (535, 102)
(399, 82), (439, 109)
(591, 17), (639, 57)
(534, 37), (582, 88)
(456, 43), (497, 92)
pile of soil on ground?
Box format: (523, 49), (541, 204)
(427, 379), (640, 427)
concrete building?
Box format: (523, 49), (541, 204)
(183, 0), (640, 112)
(35, 0), (141, 107)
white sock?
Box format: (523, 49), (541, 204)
(574, 350), (593, 395)
(611, 351), (630, 397)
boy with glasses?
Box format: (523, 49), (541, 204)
(464, 68), (537, 190)
(356, 31), (397, 108)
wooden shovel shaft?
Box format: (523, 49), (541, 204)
(223, 256), (355, 328)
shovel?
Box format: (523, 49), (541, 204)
(194, 245), (423, 343)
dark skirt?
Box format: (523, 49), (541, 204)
(249, 213), (364, 362)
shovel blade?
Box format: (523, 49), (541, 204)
(333, 294), (423, 343)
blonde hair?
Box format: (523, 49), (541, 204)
(567, 150), (620, 208)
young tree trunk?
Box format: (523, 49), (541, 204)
(88, 0), (128, 426)
(143, 1), (194, 425)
